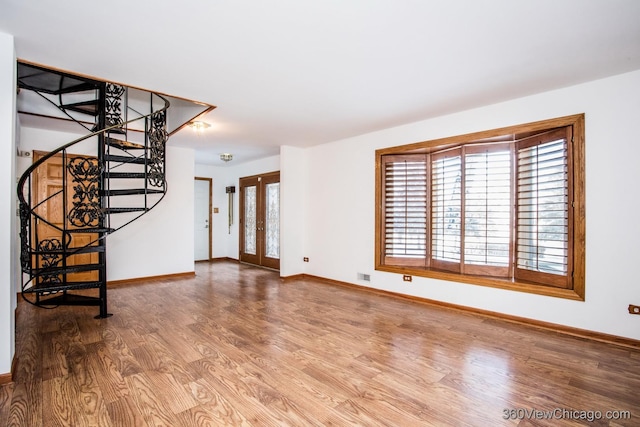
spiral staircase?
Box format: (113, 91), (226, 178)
(17, 63), (170, 318)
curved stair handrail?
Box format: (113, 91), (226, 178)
(18, 102), (167, 236)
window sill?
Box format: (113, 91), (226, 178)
(375, 265), (585, 301)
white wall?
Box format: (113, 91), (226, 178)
(17, 126), (196, 281)
(17, 127), (89, 175)
(280, 146), (309, 277)
(195, 155), (280, 261)
(0, 32), (17, 378)
(302, 69), (640, 340)
(108, 146), (195, 280)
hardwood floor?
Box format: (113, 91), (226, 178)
(1, 260), (639, 426)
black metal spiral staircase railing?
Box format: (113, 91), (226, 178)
(17, 64), (170, 318)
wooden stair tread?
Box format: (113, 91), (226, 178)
(106, 137), (145, 150)
(105, 172), (147, 179)
(33, 263), (102, 275)
(60, 100), (100, 116)
(65, 227), (115, 234)
(104, 154), (147, 164)
(104, 207), (148, 214)
(100, 188), (164, 196)
(24, 280), (103, 294)
(31, 245), (105, 255)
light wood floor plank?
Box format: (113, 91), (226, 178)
(0, 382), (13, 425)
(101, 326), (144, 378)
(7, 381), (41, 427)
(84, 341), (129, 404)
(42, 375), (78, 427)
(124, 372), (181, 427)
(105, 395), (146, 427)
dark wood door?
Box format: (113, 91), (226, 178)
(239, 171), (280, 270)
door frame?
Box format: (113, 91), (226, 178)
(194, 177), (212, 261)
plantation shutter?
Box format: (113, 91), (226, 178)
(382, 155), (428, 266)
(431, 149), (462, 272)
(463, 144), (512, 277)
(515, 127), (572, 288)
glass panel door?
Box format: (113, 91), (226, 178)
(239, 172), (280, 270)
(265, 182), (280, 258)
(260, 173), (280, 269)
(244, 185), (257, 256)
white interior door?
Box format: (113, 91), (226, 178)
(194, 178), (211, 261)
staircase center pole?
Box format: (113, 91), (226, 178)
(96, 82), (112, 319)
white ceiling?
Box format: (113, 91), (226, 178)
(2, 0), (640, 165)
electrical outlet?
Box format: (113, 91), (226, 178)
(629, 304), (640, 315)
(403, 275), (412, 282)
(303, 257), (309, 262)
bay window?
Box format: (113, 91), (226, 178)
(375, 115), (585, 300)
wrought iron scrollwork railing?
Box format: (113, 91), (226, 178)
(105, 83), (127, 128)
(67, 156), (103, 227)
(148, 111), (168, 187)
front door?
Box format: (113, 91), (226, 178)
(32, 151), (100, 283)
(239, 171), (280, 270)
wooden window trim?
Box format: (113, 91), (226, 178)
(375, 114), (585, 301)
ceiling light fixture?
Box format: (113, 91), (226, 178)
(188, 121), (211, 132)
(220, 153), (233, 162)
